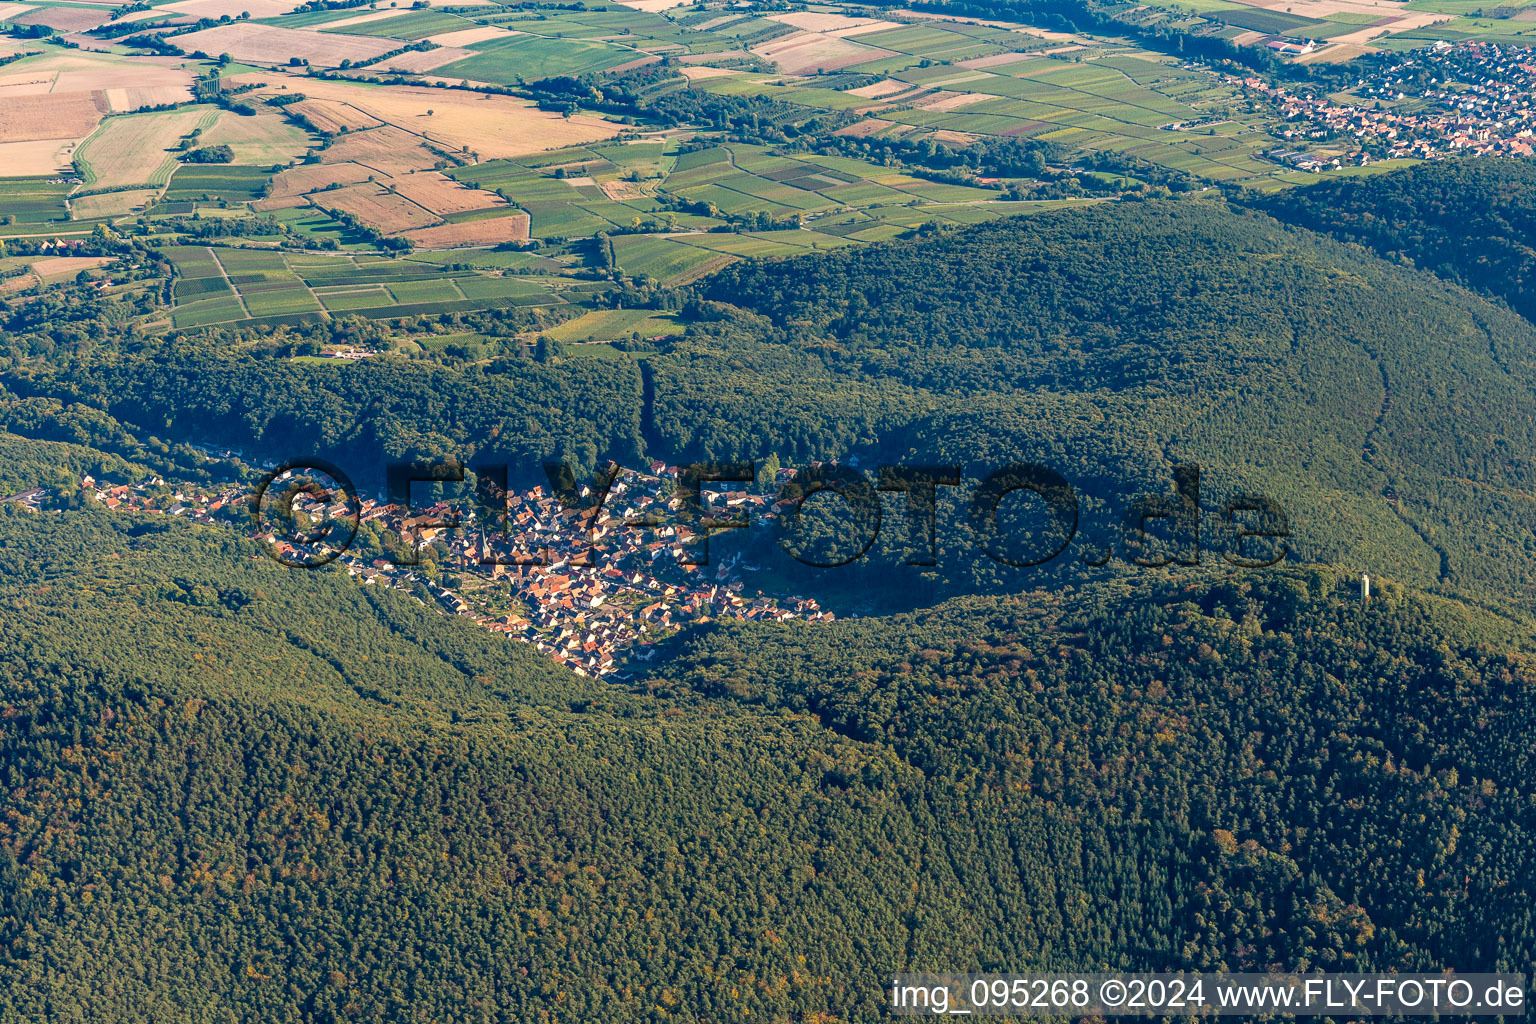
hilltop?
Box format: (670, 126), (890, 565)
(687, 198), (1536, 606)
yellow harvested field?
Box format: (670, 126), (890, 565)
(103, 9), (166, 25)
(0, 5), (39, 21)
(171, 24), (395, 67)
(957, 51), (1040, 69)
(750, 30), (896, 74)
(677, 49), (749, 64)
(251, 194), (309, 211)
(11, 6), (110, 31)
(197, 109), (313, 163)
(1297, 41), (1381, 62)
(691, 14), (747, 30)
(829, 19), (902, 37)
(916, 90), (999, 111)
(320, 126), (438, 175)
(31, 255), (114, 283)
(897, 8), (1077, 38)
(766, 12), (901, 36)
(404, 213), (529, 248)
(161, 0), (304, 18)
(425, 25), (513, 46)
(26, 63), (197, 117)
(35, 255), (112, 279)
(607, 55), (660, 74)
(54, 61), (194, 94)
(0, 71), (56, 96)
(389, 171), (505, 216)
(267, 160), (375, 197)
(1289, 7), (1452, 60)
(832, 118), (897, 138)
(0, 137), (78, 174)
(846, 78), (911, 98)
(677, 65), (741, 81)
(375, 46), (477, 73)
(74, 107), (214, 189)
(106, 84), (196, 110)
(69, 188), (160, 219)
(599, 179), (646, 200)
(0, 91), (108, 144)
(249, 76), (622, 158)
(287, 98), (381, 134)
(854, 85), (924, 109)
(314, 183), (440, 233)
(925, 71), (999, 87)
(927, 129), (983, 145)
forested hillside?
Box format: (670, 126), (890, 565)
(1, 507), (1532, 1021)
(692, 202), (1536, 606)
(651, 571), (1536, 980)
(5, 344), (647, 487)
(1250, 158), (1536, 327)
(13, 201), (1536, 607)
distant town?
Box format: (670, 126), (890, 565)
(1234, 41), (1536, 168)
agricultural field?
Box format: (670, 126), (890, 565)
(73, 106), (219, 190)
(687, 49), (1286, 184)
(161, 245), (582, 327)
(1132, 0), (1533, 56)
(0, 43), (202, 174)
(0, 254), (113, 294)
(0, 177), (72, 229)
(168, 23), (398, 67)
(545, 307), (684, 344)
(448, 138), (1019, 245)
(430, 35), (647, 84)
(0, 0), (1476, 280)
(234, 74), (623, 159)
(164, 164), (276, 203)
(194, 109), (313, 165)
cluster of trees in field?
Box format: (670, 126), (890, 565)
(0, 509), (1531, 1021)
(181, 144), (234, 164)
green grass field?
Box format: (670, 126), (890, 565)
(546, 308), (684, 344)
(0, 178), (73, 226)
(160, 244), (585, 326)
(163, 166), (274, 203)
(433, 35), (641, 83)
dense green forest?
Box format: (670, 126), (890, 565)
(694, 200), (1536, 606)
(1, 508), (1532, 1021)
(1250, 159), (1536, 327)
(9, 346), (647, 486)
